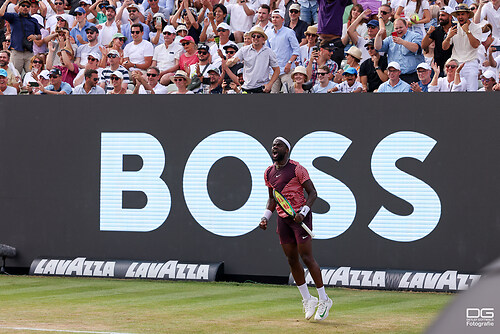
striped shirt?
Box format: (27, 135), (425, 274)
(100, 65), (130, 93)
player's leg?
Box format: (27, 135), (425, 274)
(281, 243), (318, 320)
(297, 240), (333, 320)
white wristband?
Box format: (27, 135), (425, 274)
(299, 205), (310, 217)
(262, 209), (272, 221)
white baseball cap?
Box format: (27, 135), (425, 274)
(387, 61), (401, 71)
(417, 62), (431, 71)
(272, 9), (285, 18)
(439, 6), (454, 15)
(163, 25), (176, 34)
(216, 22), (231, 31)
(111, 70), (124, 80)
(482, 69), (497, 80)
(39, 70), (50, 80)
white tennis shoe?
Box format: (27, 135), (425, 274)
(314, 297), (333, 321)
(302, 296), (318, 320)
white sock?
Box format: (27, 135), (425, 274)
(297, 283), (312, 300)
(317, 286), (328, 301)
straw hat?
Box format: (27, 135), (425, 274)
(291, 66), (308, 81)
(452, 4), (474, 19)
(173, 70), (191, 85)
(346, 46), (362, 61)
(249, 26), (268, 41)
(305, 26), (318, 36)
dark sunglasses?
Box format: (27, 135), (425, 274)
(33, 60), (43, 64)
(76, 12), (84, 16)
(128, 9), (137, 13)
(380, 11), (389, 15)
(110, 76), (121, 81)
(147, 73), (158, 77)
(173, 78), (185, 82)
(365, 46), (375, 50)
(88, 57), (98, 61)
(446, 64), (457, 69)
(317, 72), (328, 76)
(198, 51), (208, 55)
(226, 50), (236, 54)
(217, 29), (228, 33)
(251, 34), (262, 38)
(5, 40), (10, 42)
(108, 54), (118, 58)
(86, 31), (96, 34)
(92, 77), (99, 82)
(181, 42), (190, 46)
(163, 32), (174, 35)
(57, 17), (66, 21)
(470, 6), (477, 10)
(54, 2), (64, 4)
(131, 30), (142, 34)
(290, 10), (299, 14)
(20, 4), (30, 7)
(49, 74), (60, 78)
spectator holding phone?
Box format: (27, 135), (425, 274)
(299, 25), (318, 65)
(22, 54), (45, 87)
(375, 18), (424, 84)
(305, 40), (338, 85)
(443, 4), (481, 91)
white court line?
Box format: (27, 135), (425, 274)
(0, 327), (137, 334)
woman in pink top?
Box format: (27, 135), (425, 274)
(178, 36), (198, 72)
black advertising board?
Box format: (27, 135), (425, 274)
(1, 94), (499, 278)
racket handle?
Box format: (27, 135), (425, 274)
(301, 223), (315, 238)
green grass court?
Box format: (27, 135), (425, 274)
(0, 276), (453, 334)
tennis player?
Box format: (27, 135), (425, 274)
(259, 136), (333, 321)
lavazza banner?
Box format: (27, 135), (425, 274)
(1, 94), (500, 291)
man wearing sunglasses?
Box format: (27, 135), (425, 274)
(117, 3), (150, 47)
(188, 43), (212, 93)
(132, 66), (168, 94)
(378, 4), (394, 37)
(285, 4), (308, 45)
(73, 68), (105, 94)
(0, 0), (42, 74)
(123, 23), (154, 73)
(45, 0), (74, 33)
(209, 22), (237, 68)
(226, 26), (279, 93)
(100, 49), (129, 93)
(359, 38), (388, 92)
(70, 7), (95, 46)
(75, 26), (101, 69)
(153, 25), (182, 84)
(37, 67), (73, 94)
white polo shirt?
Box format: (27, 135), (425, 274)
(153, 42), (183, 71)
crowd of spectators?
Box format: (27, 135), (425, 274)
(1, 0), (500, 95)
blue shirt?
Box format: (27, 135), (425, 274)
(1, 13), (41, 52)
(377, 79), (412, 93)
(121, 22), (151, 46)
(418, 81), (429, 92)
(43, 82), (73, 95)
(266, 26), (300, 74)
(70, 21), (95, 47)
(378, 30), (424, 75)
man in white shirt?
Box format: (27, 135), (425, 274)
(123, 23), (154, 74)
(132, 66), (168, 94)
(153, 25), (182, 84)
(209, 22), (237, 68)
(474, 0), (500, 39)
(443, 4), (482, 91)
(255, 4), (272, 32)
(97, 5), (118, 46)
(222, 0), (255, 43)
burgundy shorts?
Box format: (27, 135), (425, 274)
(277, 213), (313, 245)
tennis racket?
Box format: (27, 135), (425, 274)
(272, 188), (315, 238)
